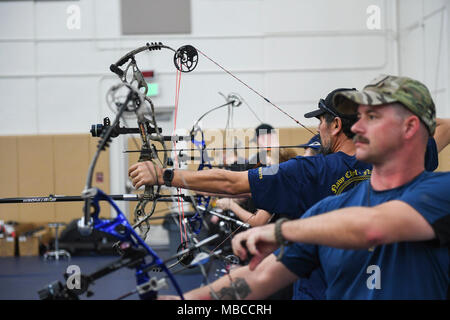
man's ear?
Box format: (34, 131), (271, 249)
(404, 115), (421, 140)
(332, 117), (343, 136)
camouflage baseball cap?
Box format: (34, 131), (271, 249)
(333, 75), (436, 135)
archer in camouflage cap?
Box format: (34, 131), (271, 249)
(333, 75), (436, 135)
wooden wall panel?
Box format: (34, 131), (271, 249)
(437, 145), (450, 172)
(278, 127), (317, 157)
(54, 135), (90, 223)
(0, 134), (110, 225)
(17, 136), (55, 223)
(0, 136), (19, 222)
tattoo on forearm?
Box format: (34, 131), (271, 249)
(210, 277), (251, 300)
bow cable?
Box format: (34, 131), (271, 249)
(196, 48), (316, 136)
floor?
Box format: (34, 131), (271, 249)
(0, 247), (224, 300)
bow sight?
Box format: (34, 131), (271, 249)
(90, 117), (162, 138)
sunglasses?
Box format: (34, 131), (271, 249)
(318, 99), (340, 118)
(318, 99), (357, 120)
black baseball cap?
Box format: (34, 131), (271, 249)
(304, 88), (357, 119)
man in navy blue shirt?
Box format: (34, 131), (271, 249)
(178, 75), (450, 300)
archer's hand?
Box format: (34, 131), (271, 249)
(231, 224), (279, 271)
(216, 198), (236, 211)
(128, 161), (163, 189)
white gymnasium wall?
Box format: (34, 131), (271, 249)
(1, 0), (447, 203)
(0, 0), (398, 135)
(397, 0), (449, 118)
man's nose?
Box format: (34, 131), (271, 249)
(351, 118), (363, 134)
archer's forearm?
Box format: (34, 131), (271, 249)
(282, 207), (377, 249)
(230, 204), (272, 227)
(281, 201), (435, 249)
(434, 118), (450, 153)
(162, 169), (250, 195)
(184, 255), (296, 300)
(184, 265), (252, 300)
(195, 191), (252, 199)
(229, 201), (256, 224)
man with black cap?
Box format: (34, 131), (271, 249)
(165, 75), (450, 300)
(129, 84), (444, 299)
